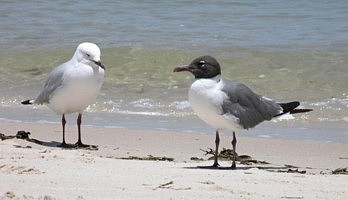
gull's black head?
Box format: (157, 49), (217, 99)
(173, 55), (221, 79)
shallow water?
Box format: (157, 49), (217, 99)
(0, 1), (347, 142)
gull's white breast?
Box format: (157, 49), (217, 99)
(188, 77), (243, 131)
(48, 64), (104, 114)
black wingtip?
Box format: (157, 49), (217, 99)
(289, 108), (313, 114)
(21, 100), (33, 105)
(275, 101), (312, 117)
(279, 101), (300, 113)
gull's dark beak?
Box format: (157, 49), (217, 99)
(93, 60), (106, 70)
(173, 65), (190, 72)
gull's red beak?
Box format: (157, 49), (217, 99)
(173, 65), (190, 72)
(93, 60), (106, 70)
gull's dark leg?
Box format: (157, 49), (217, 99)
(213, 130), (220, 167)
(231, 131), (237, 169)
(57, 114), (68, 147)
(74, 113), (97, 150)
(75, 113), (86, 147)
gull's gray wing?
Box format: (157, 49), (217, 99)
(221, 79), (282, 129)
(34, 62), (68, 104)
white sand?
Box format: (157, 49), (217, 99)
(0, 121), (347, 199)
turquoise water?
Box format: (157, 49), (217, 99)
(0, 1), (347, 142)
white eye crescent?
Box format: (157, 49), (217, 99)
(198, 60), (207, 70)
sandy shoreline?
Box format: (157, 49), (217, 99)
(1, 121), (347, 199)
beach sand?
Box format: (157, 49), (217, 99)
(0, 121), (347, 199)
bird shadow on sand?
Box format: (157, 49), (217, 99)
(186, 147), (307, 174)
(38, 141), (98, 150)
(183, 165), (290, 171)
(184, 162), (307, 174)
(0, 130), (98, 150)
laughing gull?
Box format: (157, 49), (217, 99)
(174, 55), (312, 168)
(22, 42), (105, 148)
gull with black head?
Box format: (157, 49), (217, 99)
(174, 55), (312, 168)
(22, 42), (105, 148)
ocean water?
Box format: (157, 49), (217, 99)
(0, 0), (347, 143)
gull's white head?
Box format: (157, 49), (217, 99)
(74, 42), (105, 69)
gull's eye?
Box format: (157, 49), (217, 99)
(198, 60), (207, 70)
(86, 53), (91, 57)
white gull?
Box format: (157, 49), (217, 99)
(22, 42), (105, 148)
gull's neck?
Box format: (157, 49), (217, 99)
(196, 74), (221, 82)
